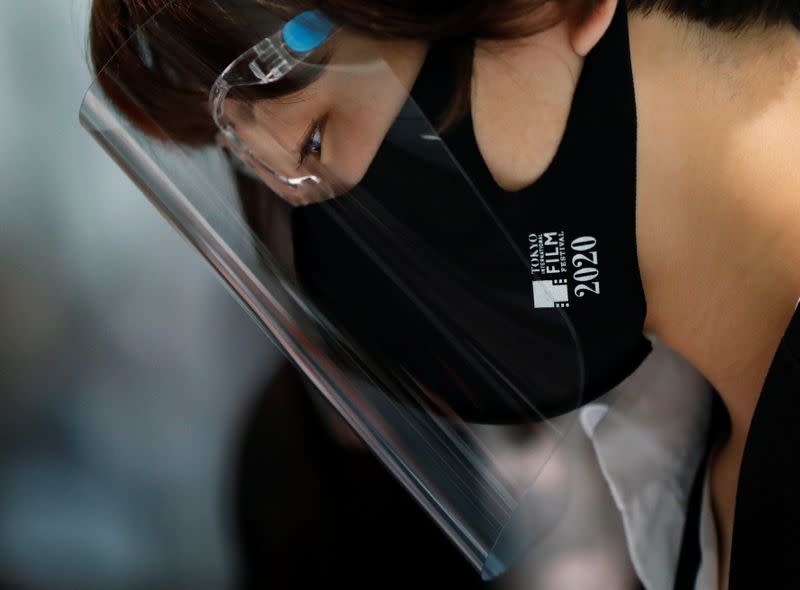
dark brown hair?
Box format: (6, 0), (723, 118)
(90, 0), (800, 146)
(89, 0), (600, 145)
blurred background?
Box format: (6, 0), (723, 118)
(0, 1), (280, 588)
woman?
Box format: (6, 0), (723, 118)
(84, 0), (800, 587)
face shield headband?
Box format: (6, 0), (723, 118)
(210, 11), (336, 190)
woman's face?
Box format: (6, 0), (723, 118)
(224, 31), (429, 205)
(223, 0), (617, 204)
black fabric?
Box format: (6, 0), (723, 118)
(439, 0), (650, 409)
(291, 0), (651, 424)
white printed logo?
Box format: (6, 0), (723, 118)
(529, 232), (601, 309)
(532, 279), (570, 309)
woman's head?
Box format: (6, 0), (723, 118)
(214, 26), (431, 204)
(89, 0), (800, 204)
(90, 0), (621, 210)
(89, 0), (599, 152)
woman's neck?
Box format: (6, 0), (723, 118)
(629, 10), (800, 588)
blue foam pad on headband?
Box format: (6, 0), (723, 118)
(283, 11), (334, 53)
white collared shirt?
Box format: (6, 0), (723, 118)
(579, 334), (715, 590)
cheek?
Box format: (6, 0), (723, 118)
(323, 112), (383, 190)
(322, 76), (412, 191)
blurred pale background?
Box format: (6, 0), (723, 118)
(0, 1), (281, 588)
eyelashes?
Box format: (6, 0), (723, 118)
(298, 116), (326, 167)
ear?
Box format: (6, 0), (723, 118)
(569, 0), (618, 57)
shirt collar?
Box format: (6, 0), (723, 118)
(580, 336), (713, 590)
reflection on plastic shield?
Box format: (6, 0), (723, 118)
(80, 0), (584, 578)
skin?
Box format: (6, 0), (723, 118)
(229, 3), (800, 586)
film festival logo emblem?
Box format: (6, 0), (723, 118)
(532, 278), (570, 309)
(530, 230), (570, 309)
(529, 230), (601, 309)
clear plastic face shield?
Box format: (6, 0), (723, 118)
(80, 1), (590, 579)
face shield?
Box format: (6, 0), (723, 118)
(79, 0), (668, 580)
